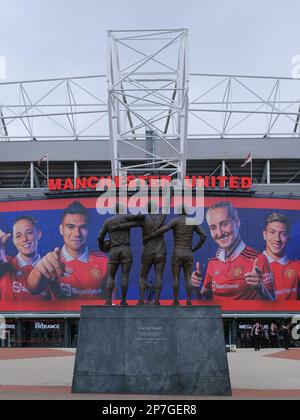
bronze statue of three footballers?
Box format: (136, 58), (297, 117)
(98, 203), (207, 306)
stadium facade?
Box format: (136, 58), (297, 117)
(0, 30), (300, 347)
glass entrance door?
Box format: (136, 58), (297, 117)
(21, 319), (64, 347)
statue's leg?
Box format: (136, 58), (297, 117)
(171, 263), (181, 305)
(138, 263), (152, 305)
(183, 262), (193, 305)
(120, 262), (132, 305)
(106, 263), (118, 305)
(154, 262), (165, 305)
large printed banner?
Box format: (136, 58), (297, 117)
(0, 196), (299, 312)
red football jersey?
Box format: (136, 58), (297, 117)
(0, 256), (50, 302)
(270, 260), (300, 301)
(56, 251), (108, 300)
(202, 247), (274, 300)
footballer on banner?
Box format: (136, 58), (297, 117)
(27, 202), (108, 300)
(263, 213), (300, 300)
(0, 217), (52, 302)
(191, 201), (275, 301)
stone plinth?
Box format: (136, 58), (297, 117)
(72, 306), (232, 396)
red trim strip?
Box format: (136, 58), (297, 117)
(0, 300), (299, 312)
(1, 195), (300, 213)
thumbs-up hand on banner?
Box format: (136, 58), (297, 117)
(191, 262), (203, 288)
(244, 257), (263, 288)
(0, 229), (11, 263)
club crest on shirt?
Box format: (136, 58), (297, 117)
(231, 267), (242, 278)
(284, 269), (296, 279)
(90, 268), (101, 279)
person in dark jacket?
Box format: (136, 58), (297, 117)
(251, 322), (264, 351)
(281, 322), (291, 350)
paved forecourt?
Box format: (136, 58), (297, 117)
(0, 348), (299, 399)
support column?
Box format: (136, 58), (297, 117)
(64, 319), (70, 348)
(30, 162), (34, 188)
(228, 322), (232, 345)
(266, 159), (271, 184)
(16, 319), (22, 348)
(231, 319), (238, 346)
(74, 161), (79, 184)
(221, 160), (226, 177)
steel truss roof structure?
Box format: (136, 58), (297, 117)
(1, 74), (300, 142)
(107, 29), (189, 180)
(0, 28), (300, 188)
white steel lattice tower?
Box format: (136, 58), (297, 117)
(107, 29), (189, 181)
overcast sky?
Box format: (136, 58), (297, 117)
(0, 0), (300, 82)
